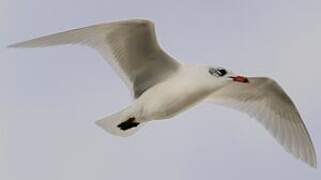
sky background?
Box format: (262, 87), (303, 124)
(1, 0), (321, 179)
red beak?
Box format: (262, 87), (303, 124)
(229, 76), (249, 83)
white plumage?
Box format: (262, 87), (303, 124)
(8, 19), (317, 168)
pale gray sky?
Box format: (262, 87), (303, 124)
(1, 0), (321, 179)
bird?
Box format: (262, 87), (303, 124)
(8, 19), (317, 168)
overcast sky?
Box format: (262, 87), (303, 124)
(1, 0), (321, 180)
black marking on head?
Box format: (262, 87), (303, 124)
(117, 117), (140, 131)
(209, 67), (227, 77)
(208, 68), (216, 75)
(216, 68), (227, 76)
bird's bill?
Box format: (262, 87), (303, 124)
(228, 75), (249, 83)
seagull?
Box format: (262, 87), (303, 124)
(8, 19), (317, 167)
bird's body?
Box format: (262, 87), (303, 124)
(8, 19), (317, 167)
(126, 64), (224, 121)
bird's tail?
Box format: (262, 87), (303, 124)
(95, 110), (143, 137)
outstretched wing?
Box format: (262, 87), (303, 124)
(8, 19), (180, 98)
(207, 77), (317, 167)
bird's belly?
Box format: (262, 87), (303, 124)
(138, 79), (211, 120)
(153, 93), (205, 119)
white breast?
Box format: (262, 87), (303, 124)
(137, 66), (215, 120)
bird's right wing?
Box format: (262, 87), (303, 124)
(207, 77), (317, 167)
(8, 19), (180, 98)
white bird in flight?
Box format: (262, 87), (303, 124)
(9, 19), (317, 167)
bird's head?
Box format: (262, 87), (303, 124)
(207, 66), (249, 83)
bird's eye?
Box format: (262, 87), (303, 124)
(209, 68), (227, 77)
(216, 68), (227, 76)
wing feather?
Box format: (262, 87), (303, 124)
(208, 77), (317, 167)
(8, 19), (180, 98)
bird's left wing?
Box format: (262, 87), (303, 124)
(207, 77), (317, 167)
(8, 19), (180, 98)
